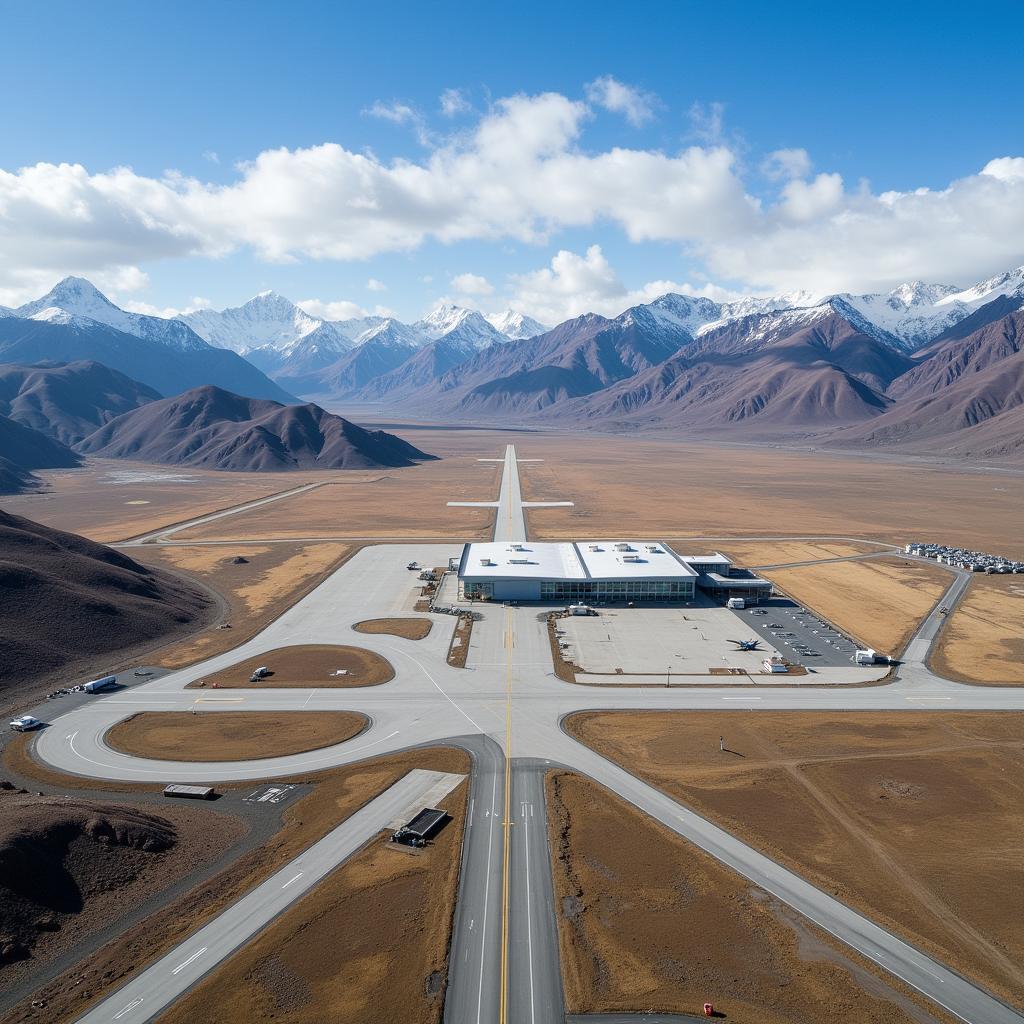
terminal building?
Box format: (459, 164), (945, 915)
(457, 540), (772, 604)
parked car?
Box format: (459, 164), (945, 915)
(9, 715), (43, 732)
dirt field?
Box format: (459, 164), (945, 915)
(547, 770), (951, 1024)
(761, 557), (949, 653)
(191, 645), (394, 688)
(353, 617), (433, 640)
(106, 711), (366, 761)
(0, 746), (469, 1024)
(174, 454), (499, 540)
(566, 711), (1024, 1009)
(515, 433), (1024, 558)
(718, 539), (885, 566)
(133, 542), (353, 669)
(156, 781), (467, 1024)
(932, 576), (1024, 685)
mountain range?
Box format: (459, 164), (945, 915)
(5, 263), (1024, 463)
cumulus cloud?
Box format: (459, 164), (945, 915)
(451, 272), (494, 296)
(0, 86), (1023, 305)
(366, 277), (386, 291)
(762, 147), (811, 181)
(297, 297), (369, 321)
(585, 76), (656, 127)
(123, 295), (211, 318)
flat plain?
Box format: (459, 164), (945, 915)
(191, 645), (395, 688)
(546, 770), (949, 1024)
(566, 710), (1024, 1009)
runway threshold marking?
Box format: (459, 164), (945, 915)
(171, 946), (207, 975)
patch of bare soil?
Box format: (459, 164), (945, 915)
(156, 781), (468, 1024)
(0, 784), (246, 992)
(546, 770), (948, 1023)
(446, 613), (474, 668)
(353, 617), (432, 640)
(566, 710), (1024, 1008)
(133, 542), (355, 669)
(549, 611), (578, 682)
(105, 711), (366, 762)
(0, 748), (469, 1024)
(190, 644), (394, 688)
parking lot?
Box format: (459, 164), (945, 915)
(557, 595), (859, 678)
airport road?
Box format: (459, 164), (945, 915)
(507, 758), (566, 1024)
(76, 768), (465, 1024)
(32, 442), (1024, 1024)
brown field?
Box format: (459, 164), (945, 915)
(547, 770), (950, 1024)
(1, 747), (470, 1024)
(156, 781), (467, 1024)
(131, 543), (353, 668)
(932, 576), (1024, 684)
(106, 711), (366, 761)
(566, 711), (1024, 1008)
(190, 645), (394, 688)
(353, 617), (433, 640)
(717, 539), (885, 566)
(761, 557), (949, 653)
(515, 433), (1024, 557)
(175, 454), (499, 540)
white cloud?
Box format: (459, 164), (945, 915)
(440, 88), (471, 117)
(366, 277), (386, 291)
(202, 150), (220, 165)
(451, 272), (493, 296)
(123, 295), (212, 318)
(0, 86), (1023, 305)
(585, 76), (656, 127)
(688, 100), (726, 144)
(297, 297), (369, 321)
(364, 100), (417, 126)
(762, 147), (811, 181)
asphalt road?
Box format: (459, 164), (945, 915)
(76, 768), (465, 1024)
(27, 442), (1023, 1024)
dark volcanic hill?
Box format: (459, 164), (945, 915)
(75, 385), (435, 471)
(0, 315), (296, 404)
(0, 509), (212, 704)
(0, 361), (160, 445)
(0, 415), (81, 495)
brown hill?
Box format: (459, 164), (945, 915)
(0, 360), (160, 445)
(74, 385), (435, 471)
(0, 415), (81, 495)
(0, 509), (213, 704)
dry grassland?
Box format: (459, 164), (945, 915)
(132, 543), (352, 668)
(1, 747), (469, 1024)
(156, 782), (467, 1024)
(567, 711), (1024, 1009)
(192, 645), (394, 688)
(932, 576), (1024, 684)
(717, 539), (884, 566)
(762, 557), (948, 653)
(176, 456), (500, 540)
(353, 617), (433, 640)
(547, 770), (950, 1024)
(515, 434), (1024, 557)
(106, 711), (366, 761)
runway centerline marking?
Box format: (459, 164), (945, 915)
(281, 872), (304, 889)
(171, 946), (207, 975)
(112, 997), (144, 1019)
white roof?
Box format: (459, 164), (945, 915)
(460, 541), (696, 582)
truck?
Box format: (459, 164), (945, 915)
(855, 649), (892, 665)
(163, 784), (216, 800)
(83, 675), (117, 694)
(249, 666), (270, 682)
(727, 597), (746, 610)
(9, 715), (43, 732)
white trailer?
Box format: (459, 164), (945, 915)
(83, 675), (117, 693)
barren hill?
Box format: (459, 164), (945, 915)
(0, 361), (160, 445)
(0, 415), (81, 495)
(75, 385), (435, 471)
(0, 509), (213, 704)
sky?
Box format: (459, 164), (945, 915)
(1, 0), (1023, 324)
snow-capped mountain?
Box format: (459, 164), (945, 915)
(16, 277), (209, 352)
(413, 304), (508, 349)
(485, 309), (547, 340)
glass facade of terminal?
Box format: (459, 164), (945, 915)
(461, 579), (695, 601)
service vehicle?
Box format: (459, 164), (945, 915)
(250, 666), (270, 682)
(9, 715), (43, 732)
(83, 675), (117, 693)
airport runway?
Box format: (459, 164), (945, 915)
(27, 443), (1024, 1024)
(76, 768), (465, 1024)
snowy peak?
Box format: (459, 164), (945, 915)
(413, 304), (506, 349)
(940, 266), (1024, 308)
(485, 309), (547, 340)
(353, 317), (423, 349)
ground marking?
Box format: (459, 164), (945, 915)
(112, 997), (144, 1019)
(281, 872), (304, 889)
(171, 946), (207, 975)
(524, 800), (536, 1024)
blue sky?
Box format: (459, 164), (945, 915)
(1, 0), (1022, 321)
